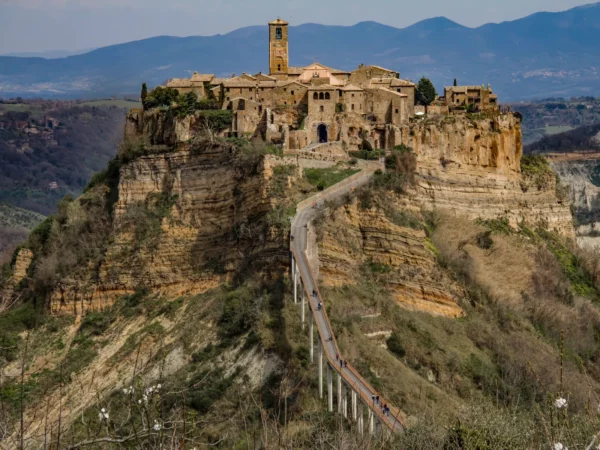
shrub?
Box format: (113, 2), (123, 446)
(387, 333), (406, 358)
(520, 155), (556, 191)
(143, 86), (179, 110)
(476, 231), (494, 249)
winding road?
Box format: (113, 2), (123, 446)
(290, 161), (405, 433)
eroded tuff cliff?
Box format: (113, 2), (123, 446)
(317, 113), (574, 317)
(395, 114), (574, 236)
(545, 151), (600, 249)
(49, 109), (284, 314)
(317, 198), (464, 317)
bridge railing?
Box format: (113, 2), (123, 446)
(290, 163), (404, 432)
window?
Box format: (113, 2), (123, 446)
(397, 89), (401, 92)
(227, 97), (230, 101)
(351, 93), (355, 97)
(294, 101), (297, 104)
(239, 88), (242, 94)
(291, 90), (294, 95)
(226, 88), (230, 93)
(284, 88), (287, 92)
(395, 109), (399, 113)
(313, 92), (318, 100)
(325, 92), (330, 100)
(320, 105), (324, 112)
(284, 101), (287, 105)
(278, 64), (281, 71)
(351, 104), (355, 110)
(276, 27), (282, 40)
(319, 92), (324, 100)
(339, 90), (342, 97)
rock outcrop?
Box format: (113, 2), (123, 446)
(546, 151), (600, 248)
(391, 114), (574, 236)
(318, 200), (464, 318)
(49, 110), (281, 314)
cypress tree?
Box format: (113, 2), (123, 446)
(141, 83), (148, 109)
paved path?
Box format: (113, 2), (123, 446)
(290, 161), (405, 433)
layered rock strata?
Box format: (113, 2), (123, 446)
(393, 114), (574, 236)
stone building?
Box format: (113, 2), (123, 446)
(443, 85), (499, 111)
(166, 19), (499, 151)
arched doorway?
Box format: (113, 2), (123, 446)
(317, 124), (328, 143)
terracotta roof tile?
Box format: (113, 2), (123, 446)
(190, 73), (215, 82)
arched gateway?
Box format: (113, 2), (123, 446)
(317, 124), (328, 143)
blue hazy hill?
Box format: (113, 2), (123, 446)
(1, 2), (600, 100)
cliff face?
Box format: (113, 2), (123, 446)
(546, 151), (600, 249)
(317, 113), (575, 317)
(318, 199), (464, 317)
(394, 114), (574, 236)
(49, 110), (280, 314)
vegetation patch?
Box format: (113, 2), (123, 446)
(520, 154), (557, 191)
(303, 167), (360, 191)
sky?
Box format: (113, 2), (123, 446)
(0, 0), (595, 54)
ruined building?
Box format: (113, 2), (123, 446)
(167, 19), (499, 151)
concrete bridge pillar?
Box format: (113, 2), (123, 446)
(293, 268), (298, 304)
(342, 384), (348, 418)
(318, 339), (323, 399)
(301, 284), (305, 330)
(337, 373), (342, 413)
(352, 390), (357, 421)
(327, 364), (333, 412)
(309, 315), (314, 362)
(358, 402), (364, 434)
(368, 408), (374, 435)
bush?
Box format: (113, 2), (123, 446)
(143, 86), (179, 110)
(387, 333), (406, 358)
(520, 155), (556, 191)
(476, 231), (494, 249)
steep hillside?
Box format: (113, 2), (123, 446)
(2, 106), (599, 449)
(2, 3), (600, 99)
(511, 96), (600, 145)
(0, 102), (129, 215)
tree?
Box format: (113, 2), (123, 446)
(141, 83), (148, 109)
(454, 78), (458, 87)
(416, 76), (437, 106)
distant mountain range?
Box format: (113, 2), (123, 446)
(2, 3), (600, 100)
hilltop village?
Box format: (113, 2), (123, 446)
(167, 18), (499, 151)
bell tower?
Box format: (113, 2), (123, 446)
(269, 18), (289, 79)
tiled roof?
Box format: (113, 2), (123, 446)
(269, 18), (288, 25)
(222, 79), (257, 88)
(257, 81), (277, 88)
(445, 85), (490, 91)
(254, 73), (277, 81)
(288, 67), (304, 75)
(190, 73), (215, 82)
(363, 65), (397, 73)
(276, 80), (307, 88)
(390, 78), (415, 87)
(167, 78), (192, 87)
